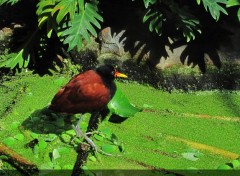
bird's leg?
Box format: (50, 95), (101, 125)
(71, 114), (97, 152)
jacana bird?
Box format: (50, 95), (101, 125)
(48, 65), (127, 150)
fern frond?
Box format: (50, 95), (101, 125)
(51, 0), (78, 23)
(0, 0), (19, 5)
(201, 0), (228, 21)
(61, 1), (103, 51)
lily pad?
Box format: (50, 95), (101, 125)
(52, 148), (61, 160)
(43, 133), (58, 142)
(182, 152), (199, 161)
(30, 132), (39, 139)
(231, 159), (240, 169)
(3, 137), (16, 146)
(38, 140), (47, 150)
(217, 164), (232, 170)
(101, 144), (118, 154)
(14, 134), (25, 141)
(57, 147), (70, 155)
(108, 88), (141, 118)
(94, 134), (104, 141)
(89, 156), (97, 162)
(10, 122), (20, 129)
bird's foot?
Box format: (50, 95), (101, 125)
(71, 115), (97, 152)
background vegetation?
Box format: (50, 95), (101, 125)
(0, 0), (239, 73)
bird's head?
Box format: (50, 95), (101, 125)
(96, 65), (128, 80)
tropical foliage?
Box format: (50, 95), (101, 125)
(0, 0), (239, 70)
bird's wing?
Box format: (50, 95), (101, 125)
(49, 70), (111, 113)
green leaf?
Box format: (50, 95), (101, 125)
(94, 134), (104, 141)
(101, 144), (118, 154)
(44, 134), (58, 142)
(14, 134), (25, 141)
(231, 159), (240, 169)
(52, 148), (61, 160)
(196, 0), (201, 5)
(226, 0), (240, 7)
(143, 0), (157, 8)
(30, 132), (39, 139)
(3, 137), (16, 146)
(57, 147), (70, 155)
(52, 0), (77, 23)
(61, 1), (103, 51)
(217, 164), (232, 170)
(107, 87), (141, 118)
(89, 156), (97, 162)
(202, 0), (228, 21)
(38, 140), (48, 150)
(101, 128), (112, 140)
(182, 152), (199, 161)
(10, 122), (20, 129)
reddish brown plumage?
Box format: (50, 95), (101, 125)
(49, 70), (112, 114)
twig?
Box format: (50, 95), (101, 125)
(0, 142), (38, 176)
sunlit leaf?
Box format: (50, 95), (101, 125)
(108, 87), (141, 118)
(217, 164), (232, 170)
(94, 134), (104, 141)
(14, 134), (25, 141)
(231, 159), (240, 168)
(53, 148), (61, 160)
(38, 140), (48, 149)
(89, 156), (97, 162)
(101, 144), (118, 154)
(3, 137), (16, 146)
(226, 0), (240, 7)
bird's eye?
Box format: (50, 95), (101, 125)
(111, 71), (115, 75)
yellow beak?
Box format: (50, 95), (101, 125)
(115, 71), (128, 78)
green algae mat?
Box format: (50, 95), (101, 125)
(0, 73), (240, 175)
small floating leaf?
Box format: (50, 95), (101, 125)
(94, 134), (104, 141)
(10, 122), (20, 129)
(89, 156), (97, 162)
(53, 149), (61, 160)
(182, 152), (199, 161)
(38, 140), (47, 150)
(14, 134), (25, 141)
(57, 147), (70, 155)
(3, 137), (16, 146)
(101, 144), (118, 154)
(44, 133), (58, 142)
(231, 159), (240, 169)
(31, 132), (39, 139)
(217, 164), (232, 170)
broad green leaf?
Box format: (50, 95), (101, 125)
(94, 134), (104, 141)
(196, 0), (201, 5)
(89, 156), (97, 162)
(52, 148), (61, 160)
(231, 159), (240, 168)
(202, 0), (228, 21)
(143, 0), (157, 8)
(52, 0), (77, 23)
(217, 164), (232, 170)
(10, 122), (20, 129)
(38, 140), (48, 149)
(31, 132), (39, 139)
(226, 0), (240, 7)
(14, 134), (25, 141)
(57, 147), (70, 155)
(107, 87), (141, 118)
(101, 144), (118, 154)
(3, 137), (16, 146)
(44, 134), (58, 142)
(61, 2), (103, 51)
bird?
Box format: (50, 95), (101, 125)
(48, 64), (127, 150)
